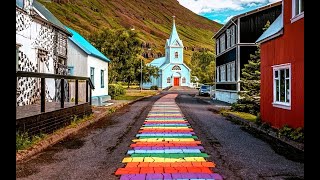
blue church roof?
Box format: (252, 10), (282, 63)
(149, 57), (166, 68)
(256, 13), (283, 43)
(168, 17), (180, 45)
(66, 27), (110, 62)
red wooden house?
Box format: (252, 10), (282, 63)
(256, 0), (304, 128)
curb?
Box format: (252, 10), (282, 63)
(224, 113), (304, 152)
(198, 97), (304, 153)
(16, 93), (160, 163)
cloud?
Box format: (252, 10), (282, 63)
(177, 0), (281, 14)
(224, 15), (235, 23)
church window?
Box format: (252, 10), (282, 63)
(175, 52), (178, 58)
(172, 65), (181, 71)
(182, 77), (186, 83)
(167, 77), (171, 83)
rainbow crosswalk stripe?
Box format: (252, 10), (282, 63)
(115, 94), (223, 180)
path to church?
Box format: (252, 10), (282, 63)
(114, 94), (223, 180)
(16, 90), (304, 180)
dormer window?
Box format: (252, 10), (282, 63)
(175, 52), (178, 58)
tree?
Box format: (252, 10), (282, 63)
(89, 29), (142, 85)
(231, 21), (270, 115)
(190, 51), (215, 84)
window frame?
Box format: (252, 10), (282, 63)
(182, 77), (186, 83)
(101, 70), (105, 88)
(67, 66), (74, 76)
(230, 25), (235, 47)
(175, 52), (179, 59)
(291, 0), (304, 23)
(90, 67), (95, 85)
(272, 63), (291, 110)
(167, 77), (171, 83)
(220, 34), (226, 52)
(216, 39), (220, 55)
(220, 64), (226, 82)
(216, 66), (220, 82)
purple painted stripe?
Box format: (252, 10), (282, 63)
(120, 173), (223, 179)
(133, 146), (204, 150)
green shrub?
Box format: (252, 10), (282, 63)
(277, 125), (304, 143)
(16, 131), (32, 151)
(109, 84), (126, 98)
(231, 98), (260, 115)
(150, 85), (158, 90)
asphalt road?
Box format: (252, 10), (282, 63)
(16, 90), (304, 180)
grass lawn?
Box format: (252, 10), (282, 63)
(222, 110), (257, 122)
(113, 90), (158, 100)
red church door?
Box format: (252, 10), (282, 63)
(174, 78), (180, 86)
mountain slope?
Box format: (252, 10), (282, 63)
(38, 0), (222, 64)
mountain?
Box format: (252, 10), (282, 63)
(38, 0), (222, 64)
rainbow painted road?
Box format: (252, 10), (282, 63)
(115, 94), (223, 180)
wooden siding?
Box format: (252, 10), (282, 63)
(67, 40), (88, 77)
(240, 5), (282, 43)
(260, 0), (304, 128)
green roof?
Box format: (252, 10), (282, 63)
(33, 0), (69, 33)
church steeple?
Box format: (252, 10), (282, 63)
(167, 16), (183, 47)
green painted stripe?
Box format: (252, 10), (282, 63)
(139, 136), (198, 139)
(130, 153), (209, 158)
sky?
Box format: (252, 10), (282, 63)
(177, 0), (281, 24)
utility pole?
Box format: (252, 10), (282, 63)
(140, 59), (142, 92)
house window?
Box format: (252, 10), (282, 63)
(220, 64), (226, 82)
(230, 25), (235, 46)
(216, 66), (220, 82)
(231, 61), (235, 82)
(182, 77), (186, 83)
(220, 34), (225, 52)
(101, 70), (104, 88)
(292, 0), (304, 22)
(90, 67), (95, 85)
(68, 66), (74, 75)
(227, 63), (231, 81)
(216, 39), (220, 55)
(167, 77), (171, 83)
(273, 64), (291, 109)
(226, 29), (230, 49)
(56, 31), (67, 57)
(175, 52), (178, 58)
(172, 65), (181, 70)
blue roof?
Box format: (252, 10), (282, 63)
(66, 27), (110, 62)
(256, 13), (283, 43)
(149, 57), (166, 67)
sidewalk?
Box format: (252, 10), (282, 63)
(16, 97), (150, 163)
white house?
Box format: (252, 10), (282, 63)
(16, 0), (71, 106)
(66, 27), (111, 106)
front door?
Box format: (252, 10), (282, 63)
(174, 77), (180, 86)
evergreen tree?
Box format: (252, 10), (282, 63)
(231, 21), (270, 115)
